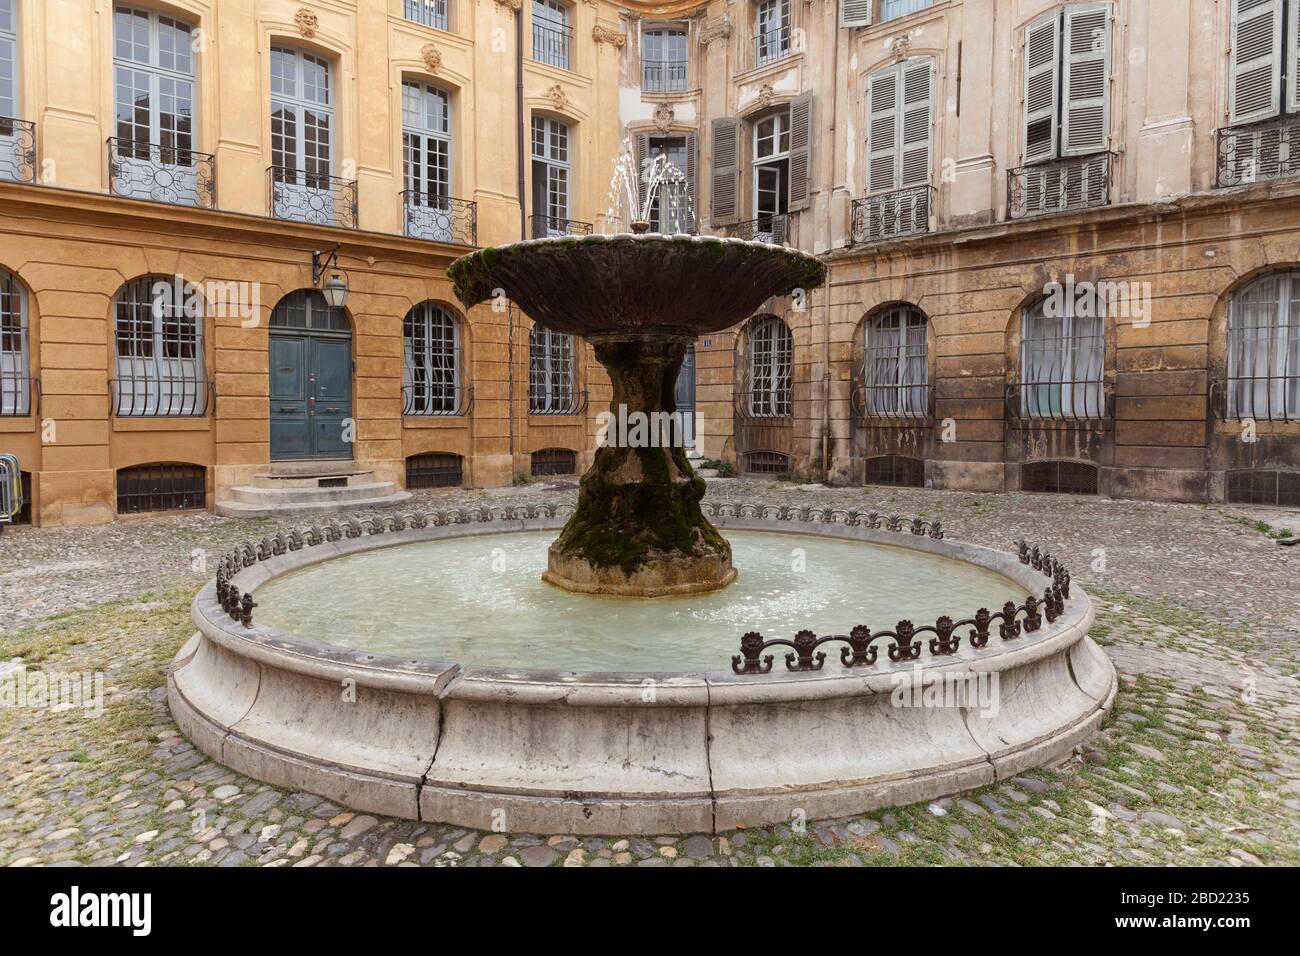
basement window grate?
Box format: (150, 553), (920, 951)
(531, 448), (577, 477)
(317, 477), (347, 489)
(116, 463), (206, 514)
(864, 455), (925, 488)
(1226, 470), (1300, 507)
(743, 450), (791, 475)
(1021, 460), (1099, 495)
(407, 453), (464, 489)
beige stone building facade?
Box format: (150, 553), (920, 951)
(3, 0), (1300, 526)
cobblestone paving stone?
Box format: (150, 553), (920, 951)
(1, 479), (1298, 867)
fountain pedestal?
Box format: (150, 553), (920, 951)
(543, 331), (735, 596)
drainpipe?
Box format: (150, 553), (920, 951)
(509, 5), (525, 466)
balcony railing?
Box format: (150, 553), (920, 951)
(0, 374), (37, 418)
(110, 376), (214, 418)
(1211, 376), (1300, 423)
(726, 214), (787, 244)
(851, 382), (934, 425)
(530, 214), (593, 238)
(1005, 380), (1113, 429)
(0, 117), (36, 184)
(268, 166), (358, 228)
(532, 22), (573, 70)
(849, 185), (933, 246)
(1216, 115), (1300, 189)
(752, 27), (792, 69)
(643, 58), (688, 93)
(402, 191), (477, 245)
(108, 138), (216, 209)
(404, 0), (449, 31)
(1007, 152), (1113, 220)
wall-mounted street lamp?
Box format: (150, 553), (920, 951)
(311, 244), (349, 309)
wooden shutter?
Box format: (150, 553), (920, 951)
(867, 65), (899, 193)
(1061, 3), (1111, 155)
(899, 59), (933, 187)
(684, 132), (698, 232)
(1229, 0), (1283, 125)
(787, 93), (813, 212)
(634, 133), (649, 218)
(1023, 10), (1062, 163)
(710, 117), (740, 225)
(1287, 0), (1300, 112)
(840, 0), (872, 29)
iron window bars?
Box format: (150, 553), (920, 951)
(642, 58), (689, 93)
(849, 185), (933, 245)
(864, 454), (926, 487)
(1008, 298), (1109, 426)
(406, 452), (464, 489)
(0, 117), (35, 183)
(529, 325), (582, 414)
(269, 166), (358, 228)
(116, 462), (206, 514)
(1226, 469), (1300, 508)
(0, 269), (32, 416)
(746, 316), (794, 418)
(1020, 459), (1099, 495)
(108, 137), (215, 208)
(532, 14), (573, 70)
(1214, 272), (1300, 422)
(1217, 113), (1300, 189)
(1007, 151), (1113, 219)
(111, 276), (210, 417)
(854, 305), (931, 422)
(403, 302), (472, 416)
(402, 193), (478, 245)
(531, 448), (578, 476)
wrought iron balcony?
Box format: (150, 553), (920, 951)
(851, 382), (934, 425)
(643, 58), (688, 93)
(0, 374), (37, 418)
(0, 117), (36, 184)
(726, 214), (787, 244)
(849, 185), (933, 246)
(404, 0), (449, 31)
(402, 191), (477, 245)
(110, 376), (214, 418)
(1216, 115), (1300, 189)
(530, 214), (593, 239)
(269, 166), (357, 228)
(532, 22), (573, 70)
(1007, 152), (1113, 220)
(108, 138), (216, 208)
(751, 27), (792, 69)
(1210, 376), (1299, 423)
(1005, 380), (1113, 429)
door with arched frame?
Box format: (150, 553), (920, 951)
(269, 290), (353, 460)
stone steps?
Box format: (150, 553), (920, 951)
(215, 461), (412, 518)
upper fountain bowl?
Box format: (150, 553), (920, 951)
(448, 233), (827, 337)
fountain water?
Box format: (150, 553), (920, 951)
(601, 139), (695, 236)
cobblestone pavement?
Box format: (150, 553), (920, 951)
(1, 480), (1298, 867)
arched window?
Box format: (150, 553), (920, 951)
(0, 268), (29, 416)
(864, 306), (928, 418)
(1020, 294), (1104, 420)
(748, 315), (792, 417)
(529, 324), (576, 414)
(1227, 272), (1300, 421)
(111, 5), (203, 206)
(112, 275), (205, 417)
(403, 302), (462, 415)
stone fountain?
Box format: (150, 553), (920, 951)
(448, 232), (826, 595)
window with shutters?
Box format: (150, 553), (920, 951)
(734, 95), (812, 242)
(1018, 295), (1107, 422)
(642, 25), (688, 92)
(854, 57), (932, 243)
(1217, 0), (1300, 187)
(1225, 272), (1300, 421)
(748, 315), (793, 418)
(642, 135), (695, 233)
(753, 110), (790, 233)
(1008, 3), (1112, 217)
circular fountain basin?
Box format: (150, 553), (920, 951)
(167, 507), (1116, 835)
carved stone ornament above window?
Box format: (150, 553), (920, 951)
(592, 24), (627, 47)
(547, 84), (569, 111)
(422, 44), (443, 74)
(294, 7), (319, 38)
(653, 102), (676, 132)
(698, 14), (732, 46)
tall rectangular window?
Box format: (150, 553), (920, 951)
(881, 0), (933, 22)
(531, 115), (572, 236)
(643, 27), (688, 92)
(403, 80), (454, 241)
(404, 0), (450, 32)
(530, 325), (576, 414)
(754, 0), (791, 67)
(1021, 297), (1105, 420)
(0, 269), (28, 417)
(0, 0), (16, 119)
(1228, 272), (1300, 420)
(753, 110), (789, 240)
(533, 0), (571, 70)
(270, 46), (344, 224)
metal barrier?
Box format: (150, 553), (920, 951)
(0, 453), (22, 530)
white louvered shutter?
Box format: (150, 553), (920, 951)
(710, 117), (740, 225)
(1023, 11), (1062, 163)
(634, 133), (650, 217)
(867, 66), (899, 193)
(899, 59), (933, 187)
(684, 133), (698, 232)
(787, 93), (813, 211)
(1062, 3), (1111, 155)
(1287, 0), (1300, 112)
(1229, 0), (1284, 125)
(840, 0), (872, 29)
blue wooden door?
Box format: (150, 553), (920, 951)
(269, 332), (353, 460)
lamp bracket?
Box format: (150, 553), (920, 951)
(311, 244), (342, 285)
